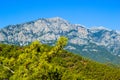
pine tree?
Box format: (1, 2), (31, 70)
(49, 36), (68, 55)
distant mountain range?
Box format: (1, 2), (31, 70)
(0, 17), (120, 64)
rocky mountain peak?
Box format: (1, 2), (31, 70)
(0, 17), (120, 64)
(90, 26), (111, 33)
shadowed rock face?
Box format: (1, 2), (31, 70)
(0, 17), (120, 64)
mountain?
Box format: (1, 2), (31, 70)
(0, 37), (120, 80)
(0, 17), (120, 64)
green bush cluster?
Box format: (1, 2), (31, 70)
(0, 37), (120, 80)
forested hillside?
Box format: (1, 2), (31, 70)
(0, 37), (120, 80)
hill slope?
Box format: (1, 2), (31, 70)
(0, 37), (120, 80)
(0, 17), (120, 64)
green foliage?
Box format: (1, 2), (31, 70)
(49, 36), (68, 55)
(0, 37), (120, 80)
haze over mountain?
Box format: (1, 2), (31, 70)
(0, 17), (120, 64)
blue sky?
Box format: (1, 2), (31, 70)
(0, 0), (120, 30)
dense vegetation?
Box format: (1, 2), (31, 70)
(0, 37), (120, 80)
